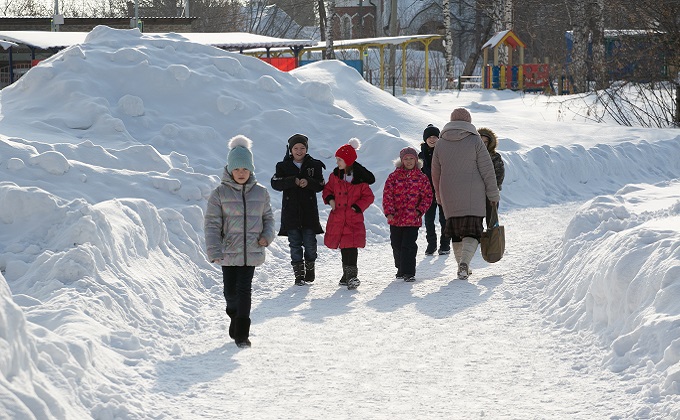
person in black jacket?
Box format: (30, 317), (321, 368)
(271, 134), (326, 286)
(418, 124), (450, 256)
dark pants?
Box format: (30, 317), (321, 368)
(424, 198), (449, 250)
(340, 247), (358, 266)
(222, 266), (255, 320)
(287, 228), (317, 263)
(390, 226), (419, 276)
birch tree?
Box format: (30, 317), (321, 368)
(325, 0), (335, 59)
(443, 0), (454, 88)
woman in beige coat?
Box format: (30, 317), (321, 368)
(431, 108), (500, 280)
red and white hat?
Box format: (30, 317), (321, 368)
(335, 138), (361, 166)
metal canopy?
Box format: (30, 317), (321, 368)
(0, 30), (314, 51)
(245, 34), (443, 93)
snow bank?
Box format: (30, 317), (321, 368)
(538, 181), (680, 401)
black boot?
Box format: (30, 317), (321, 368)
(234, 317), (251, 348)
(226, 308), (236, 339)
(338, 271), (347, 286)
(425, 241), (436, 256)
(304, 260), (315, 283)
(438, 234), (451, 255)
(292, 261), (306, 286)
(344, 265), (360, 290)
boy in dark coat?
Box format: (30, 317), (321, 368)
(271, 134), (326, 286)
(419, 124), (451, 256)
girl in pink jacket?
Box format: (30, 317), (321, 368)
(382, 147), (433, 282)
(323, 138), (375, 290)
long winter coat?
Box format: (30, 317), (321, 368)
(322, 162), (375, 249)
(418, 142), (436, 192)
(382, 160), (432, 227)
(432, 121), (500, 218)
(204, 169), (276, 266)
(270, 153), (326, 235)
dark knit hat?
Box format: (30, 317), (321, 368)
(335, 138), (360, 166)
(227, 135), (255, 172)
(422, 124), (440, 141)
(450, 108), (472, 123)
(287, 134), (308, 151)
(399, 146), (418, 161)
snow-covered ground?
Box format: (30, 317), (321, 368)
(1, 26), (679, 419)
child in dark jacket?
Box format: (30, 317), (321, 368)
(271, 134), (326, 286)
(383, 147), (433, 282)
(477, 127), (505, 228)
(204, 135), (276, 348)
(419, 124), (450, 256)
(322, 138), (375, 290)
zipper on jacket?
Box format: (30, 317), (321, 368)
(242, 186), (248, 266)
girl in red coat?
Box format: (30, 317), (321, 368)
(323, 138), (375, 290)
(382, 147), (433, 282)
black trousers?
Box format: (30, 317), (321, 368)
(389, 226), (419, 276)
(340, 247), (358, 266)
(222, 265), (255, 320)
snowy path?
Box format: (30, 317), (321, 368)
(150, 203), (640, 419)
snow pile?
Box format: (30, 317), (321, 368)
(539, 181), (680, 399)
(1, 25), (680, 418)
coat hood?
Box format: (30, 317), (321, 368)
(440, 121), (479, 142)
(477, 127), (498, 154)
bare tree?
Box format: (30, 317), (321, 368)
(443, 0), (454, 88)
(324, 0), (335, 58)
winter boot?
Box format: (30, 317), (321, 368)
(338, 272), (347, 286)
(344, 265), (360, 290)
(457, 263), (469, 280)
(292, 261), (306, 286)
(425, 242), (436, 256)
(234, 317), (251, 348)
(304, 260), (315, 283)
(438, 235), (451, 255)
(226, 308), (237, 339)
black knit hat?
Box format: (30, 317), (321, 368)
(287, 134), (309, 151)
(423, 124), (440, 141)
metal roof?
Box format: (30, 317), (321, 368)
(244, 34), (442, 54)
(1, 39), (18, 49)
(0, 30), (315, 50)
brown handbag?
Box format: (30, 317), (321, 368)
(480, 206), (505, 263)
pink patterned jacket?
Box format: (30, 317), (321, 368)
(382, 161), (433, 227)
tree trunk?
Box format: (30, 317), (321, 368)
(462, 16), (493, 77)
(590, 0), (606, 90)
(443, 0), (454, 89)
(325, 0), (335, 59)
(388, 0), (398, 89)
(318, 0), (327, 59)
(571, 0), (588, 93)
(676, 82), (680, 127)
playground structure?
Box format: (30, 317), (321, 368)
(248, 34), (443, 94)
(481, 30), (550, 92)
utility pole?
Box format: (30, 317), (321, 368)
(388, 0), (397, 92)
(52, 0), (63, 32)
(131, 0), (139, 29)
